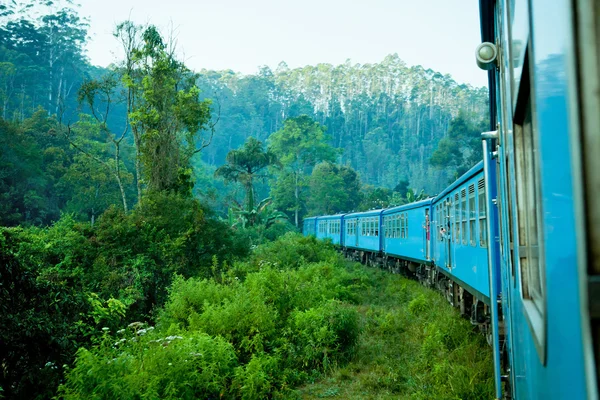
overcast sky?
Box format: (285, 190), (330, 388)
(79, 0), (488, 87)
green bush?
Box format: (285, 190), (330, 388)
(286, 300), (361, 371)
(0, 227), (93, 399)
(249, 232), (340, 270)
(61, 233), (367, 398)
(59, 330), (238, 399)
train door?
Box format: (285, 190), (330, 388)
(444, 198), (452, 269)
(355, 218), (359, 247)
(424, 209), (430, 260)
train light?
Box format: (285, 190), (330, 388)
(475, 42), (498, 70)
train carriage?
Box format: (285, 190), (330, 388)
(302, 216), (317, 237)
(478, 0), (598, 397)
(382, 199), (433, 265)
(342, 210), (384, 263)
(314, 214), (344, 245)
(431, 161), (493, 304)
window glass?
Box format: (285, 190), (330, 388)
(469, 184), (476, 246)
(454, 193), (460, 242)
(478, 179), (487, 247)
(461, 189), (467, 245)
(515, 101), (544, 310)
(512, 44), (545, 360)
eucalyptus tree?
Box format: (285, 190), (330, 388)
(215, 136), (279, 213)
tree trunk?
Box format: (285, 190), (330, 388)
(114, 144), (128, 212)
(294, 171), (299, 227)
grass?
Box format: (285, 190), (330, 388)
(296, 264), (494, 400)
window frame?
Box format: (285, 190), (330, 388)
(461, 189), (467, 245)
(469, 184), (477, 247)
(511, 43), (546, 363)
(478, 179), (487, 247)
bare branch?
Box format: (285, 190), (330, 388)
(193, 94), (221, 155)
(62, 123), (110, 169)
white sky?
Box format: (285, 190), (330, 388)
(79, 0), (488, 87)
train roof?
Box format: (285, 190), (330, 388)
(316, 214), (346, 219)
(382, 198), (433, 214)
(344, 209), (385, 218)
(433, 161), (484, 203)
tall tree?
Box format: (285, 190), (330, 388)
(215, 136), (279, 213)
(307, 162), (361, 216)
(269, 115), (337, 226)
(74, 74), (132, 211)
(129, 25), (213, 193)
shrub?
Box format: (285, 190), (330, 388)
(285, 300), (361, 371)
(60, 330), (238, 399)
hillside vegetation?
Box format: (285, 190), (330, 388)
(59, 234), (494, 399)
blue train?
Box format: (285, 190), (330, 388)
(304, 0), (599, 398)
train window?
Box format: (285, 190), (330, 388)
(454, 193), (460, 242)
(461, 189), (467, 245)
(515, 102), (544, 304)
(513, 44), (545, 359)
(399, 214), (404, 238)
(405, 213), (408, 236)
(469, 184), (476, 246)
(375, 219), (379, 236)
(478, 179), (487, 247)
(383, 217), (387, 238)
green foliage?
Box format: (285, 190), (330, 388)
(307, 162), (361, 216)
(287, 300), (361, 371)
(59, 330), (238, 399)
(430, 110), (487, 181)
(62, 233), (367, 398)
(198, 58), (488, 196)
(299, 271), (494, 399)
(218, 196), (295, 249)
(215, 137), (280, 213)
(89, 191), (249, 316)
(0, 226), (93, 399)
(127, 24), (213, 193)
(269, 115), (338, 225)
(248, 232), (341, 270)
(0, 193), (249, 398)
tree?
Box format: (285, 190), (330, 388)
(129, 25), (213, 194)
(430, 110), (487, 180)
(74, 74), (132, 211)
(269, 115), (337, 226)
(215, 137), (279, 213)
(307, 162), (361, 216)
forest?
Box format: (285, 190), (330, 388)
(0, 1), (492, 399)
